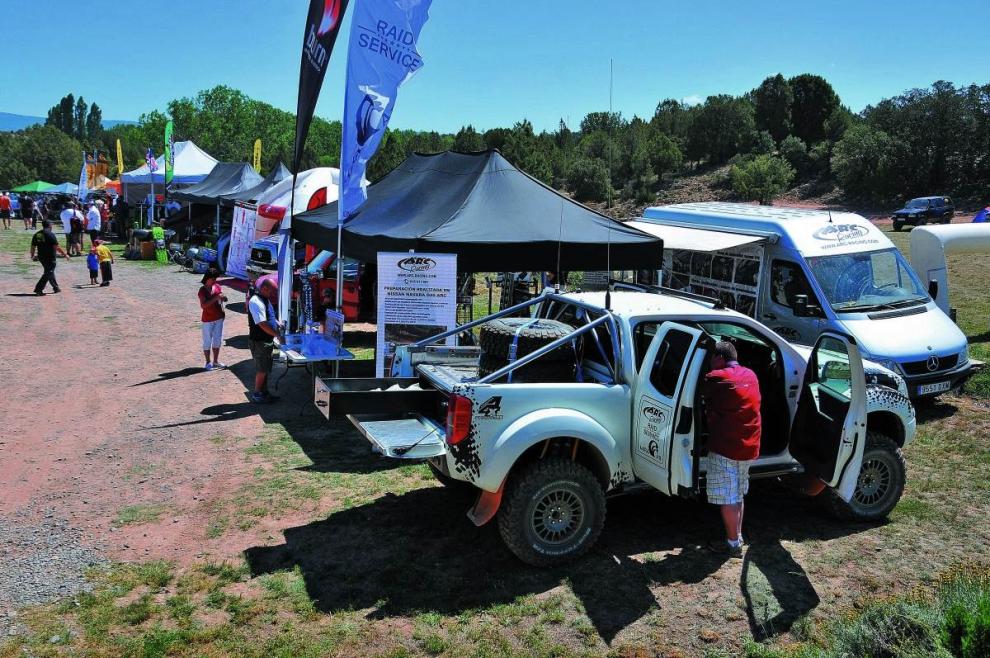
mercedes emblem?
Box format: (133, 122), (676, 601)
(926, 355), (940, 372)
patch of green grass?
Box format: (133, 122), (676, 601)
(114, 503), (167, 526)
(891, 497), (942, 523)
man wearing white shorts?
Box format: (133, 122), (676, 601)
(702, 341), (762, 557)
(198, 267), (227, 370)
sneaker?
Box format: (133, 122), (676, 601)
(204, 363), (214, 371)
(250, 391), (269, 404)
(34, 290), (45, 296)
(51, 287), (61, 294)
(99, 282), (110, 287)
(706, 539), (744, 558)
(213, 362), (227, 369)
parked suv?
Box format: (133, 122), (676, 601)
(892, 196), (954, 231)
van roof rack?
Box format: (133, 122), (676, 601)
(608, 279), (724, 309)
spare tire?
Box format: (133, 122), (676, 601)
(478, 353), (575, 383)
(479, 318), (575, 362)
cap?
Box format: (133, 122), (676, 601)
(256, 274), (278, 290)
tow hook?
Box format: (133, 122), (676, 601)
(467, 479), (505, 527)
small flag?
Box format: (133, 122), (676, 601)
(164, 121), (175, 183)
(116, 139), (125, 177)
(146, 148), (159, 173)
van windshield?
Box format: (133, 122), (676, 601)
(806, 248), (928, 312)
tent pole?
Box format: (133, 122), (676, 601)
(333, 184), (344, 378)
(215, 205), (220, 239)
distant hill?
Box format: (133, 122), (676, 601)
(0, 112), (137, 132)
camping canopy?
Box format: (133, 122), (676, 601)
(220, 161), (292, 206)
(120, 140), (218, 185)
(171, 162), (264, 205)
(292, 150), (662, 271)
(49, 182), (79, 194)
(11, 181), (55, 193)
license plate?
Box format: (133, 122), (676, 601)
(917, 381), (951, 395)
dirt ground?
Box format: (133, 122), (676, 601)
(2, 223), (990, 656)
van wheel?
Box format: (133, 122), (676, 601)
(498, 458), (606, 567)
(892, 221), (903, 232)
(825, 432), (905, 522)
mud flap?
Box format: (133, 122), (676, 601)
(466, 480), (505, 527)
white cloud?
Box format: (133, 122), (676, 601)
(681, 94), (704, 107)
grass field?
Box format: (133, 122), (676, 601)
(2, 222), (989, 657)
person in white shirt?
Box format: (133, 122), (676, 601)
(59, 202), (84, 256)
(247, 277), (281, 404)
(86, 203), (102, 246)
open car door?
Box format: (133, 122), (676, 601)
(633, 322), (705, 496)
(788, 332), (868, 501)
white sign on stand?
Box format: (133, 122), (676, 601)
(376, 252), (457, 377)
(226, 203), (257, 280)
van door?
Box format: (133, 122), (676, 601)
(632, 322), (704, 496)
(788, 332), (868, 501)
(763, 259), (824, 344)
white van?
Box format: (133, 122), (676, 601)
(629, 202), (975, 399)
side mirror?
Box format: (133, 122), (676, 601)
(793, 294), (809, 317)
(822, 360), (851, 382)
(928, 279), (939, 300)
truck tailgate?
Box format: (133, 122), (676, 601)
(348, 413), (447, 459)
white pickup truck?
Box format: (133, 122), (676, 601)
(315, 287), (916, 566)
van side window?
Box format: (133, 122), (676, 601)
(649, 327), (694, 397)
(771, 261), (815, 309)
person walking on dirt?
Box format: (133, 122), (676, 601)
(199, 267), (228, 371)
(247, 277), (280, 404)
(30, 219), (69, 295)
(0, 193), (11, 229)
(702, 341), (761, 558)
(94, 240), (114, 286)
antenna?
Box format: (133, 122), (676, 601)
(555, 199), (564, 294)
(828, 209), (833, 223)
(604, 58), (613, 310)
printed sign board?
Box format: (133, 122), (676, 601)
(662, 243), (765, 318)
(226, 203), (257, 280)
(376, 252), (457, 377)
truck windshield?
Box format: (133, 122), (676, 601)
(907, 199), (930, 208)
(806, 248), (928, 312)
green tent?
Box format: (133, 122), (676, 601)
(11, 181), (56, 192)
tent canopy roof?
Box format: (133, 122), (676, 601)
(120, 141), (218, 185)
(49, 182), (79, 194)
(292, 150), (661, 271)
(222, 161), (292, 206)
(171, 162), (264, 205)
(11, 180), (55, 192)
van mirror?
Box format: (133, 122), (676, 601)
(928, 279), (939, 300)
(793, 293), (823, 318)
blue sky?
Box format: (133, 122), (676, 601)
(2, 0), (989, 133)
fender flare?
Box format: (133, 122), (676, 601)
(473, 407), (619, 492)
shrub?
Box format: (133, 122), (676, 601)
(828, 600), (947, 658)
(566, 157), (612, 202)
(962, 595), (990, 658)
(729, 154), (795, 205)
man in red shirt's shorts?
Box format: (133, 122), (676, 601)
(702, 341), (762, 557)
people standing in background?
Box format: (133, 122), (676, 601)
(30, 219), (69, 295)
(86, 203), (102, 246)
(198, 267), (228, 371)
(99, 200), (110, 236)
(94, 239), (114, 287)
(20, 195), (34, 230)
(0, 193), (11, 229)
(113, 196), (129, 236)
(247, 277), (280, 404)
(60, 202), (77, 255)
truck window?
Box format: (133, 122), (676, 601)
(633, 322), (659, 369)
(649, 327), (695, 397)
(770, 261), (815, 309)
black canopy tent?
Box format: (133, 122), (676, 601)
(292, 150), (662, 271)
(171, 162), (264, 206)
(221, 161), (292, 206)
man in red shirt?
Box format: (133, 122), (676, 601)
(198, 267), (228, 371)
(702, 341), (761, 557)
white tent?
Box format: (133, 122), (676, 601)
(121, 141), (218, 186)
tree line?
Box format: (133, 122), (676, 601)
(1, 76), (988, 208)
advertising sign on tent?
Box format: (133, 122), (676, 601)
(339, 0), (432, 222)
(226, 203), (258, 280)
(375, 251), (456, 377)
(293, 0), (350, 173)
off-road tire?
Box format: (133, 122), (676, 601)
(497, 458), (606, 567)
(477, 353), (575, 383)
(824, 432), (906, 521)
(892, 221), (903, 232)
(479, 318), (574, 362)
